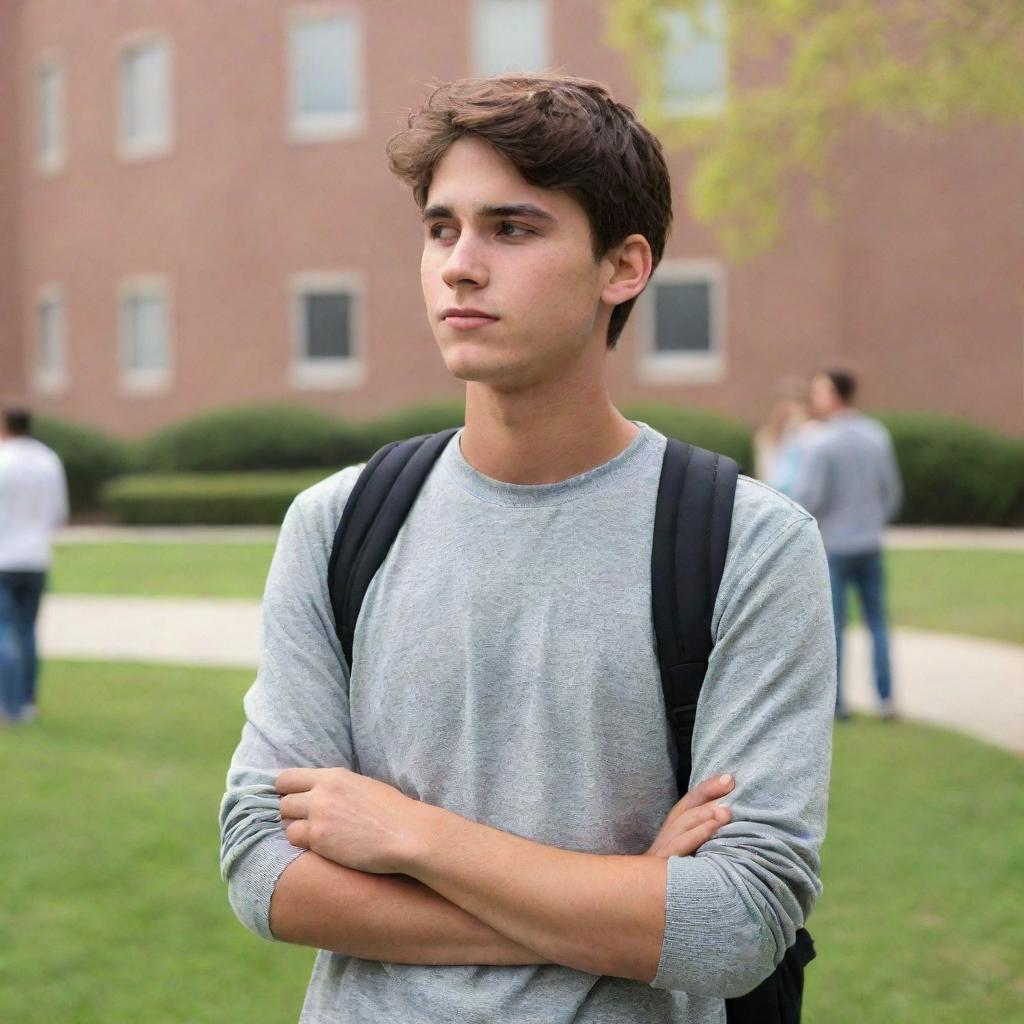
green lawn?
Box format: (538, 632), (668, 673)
(860, 549), (1024, 644)
(2, 661), (1022, 1023)
(0, 661), (311, 1024)
(51, 541), (277, 600)
(50, 544), (1024, 644)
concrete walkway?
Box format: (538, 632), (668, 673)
(37, 594), (1023, 755)
(39, 595), (260, 669)
(54, 524), (1024, 549)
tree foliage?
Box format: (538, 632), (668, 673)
(606, 0), (1024, 258)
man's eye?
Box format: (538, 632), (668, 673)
(429, 224), (458, 241)
(497, 222), (530, 238)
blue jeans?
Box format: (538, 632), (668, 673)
(826, 550), (893, 715)
(0, 571), (47, 719)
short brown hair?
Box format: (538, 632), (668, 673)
(822, 369), (857, 404)
(3, 408), (31, 436)
(386, 74), (673, 348)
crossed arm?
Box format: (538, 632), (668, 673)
(269, 769), (734, 981)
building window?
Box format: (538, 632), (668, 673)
(36, 59), (66, 174)
(640, 261), (726, 383)
(472, 0), (550, 76)
(290, 273), (365, 389)
(119, 279), (172, 392)
(663, 0), (727, 114)
(119, 36), (172, 159)
(288, 9), (363, 142)
(32, 287), (67, 393)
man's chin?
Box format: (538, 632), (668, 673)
(441, 351), (516, 386)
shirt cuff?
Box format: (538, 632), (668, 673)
(651, 854), (772, 997)
(227, 834), (307, 940)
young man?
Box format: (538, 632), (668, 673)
(793, 370), (903, 720)
(220, 75), (836, 1023)
(0, 408), (69, 723)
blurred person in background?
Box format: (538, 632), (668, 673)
(791, 371), (903, 721)
(754, 375), (823, 496)
(0, 408), (69, 724)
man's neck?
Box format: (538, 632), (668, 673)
(460, 375), (639, 486)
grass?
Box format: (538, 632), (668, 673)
(2, 660), (1022, 1023)
(854, 549), (1024, 645)
(809, 715), (1024, 1022)
(50, 544), (1024, 645)
(51, 541), (277, 600)
(0, 661), (312, 1024)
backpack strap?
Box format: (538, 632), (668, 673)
(327, 429), (459, 668)
(651, 438), (738, 792)
(650, 442), (816, 1023)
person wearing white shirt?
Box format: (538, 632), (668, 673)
(0, 408), (69, 723)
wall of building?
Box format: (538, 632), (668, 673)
(0, 1), (23, 404)
(8, 0), (1023, 438)
(835, 120), (1024, 432)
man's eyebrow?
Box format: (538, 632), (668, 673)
(421, 203), (556, 222)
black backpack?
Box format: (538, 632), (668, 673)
(327, 428), (816, 1023)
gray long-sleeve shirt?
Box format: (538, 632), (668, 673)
(790, 410), (903, 555)
(219, 424), (836, 1024)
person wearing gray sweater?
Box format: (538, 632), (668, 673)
(219, 74), (836, 1023)
(792, 370), (903, 720)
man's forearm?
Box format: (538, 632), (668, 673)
(400, 805), (667, 983)
(269, 849), (550, 966)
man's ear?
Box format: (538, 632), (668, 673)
(601, 234), (653, 309)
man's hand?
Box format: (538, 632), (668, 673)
(645, 773), (734, 858)
(277, 767), (427, 874)
(278, 765), (734, 875)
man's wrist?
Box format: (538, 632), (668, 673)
(396, 799), (460, 875)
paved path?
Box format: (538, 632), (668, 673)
(39, 595), (260, 668)
(54, 525), (1024, 549)
(38, 595), (1023, 755)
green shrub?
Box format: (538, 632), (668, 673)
(93, 402), (1024, 527)
(32, 415), (136, 513)
(355, 400), (466, 455)
(620, 403), (754, 472)
(100, 470), (336, 525)
(1009, 438), (1024, 525)
(140, 404), (362, 473)
(877, 412), (1024, 526)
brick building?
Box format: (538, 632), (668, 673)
(1, 0), (1022, 438)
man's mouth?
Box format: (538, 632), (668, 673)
(441, 308), (499, 330)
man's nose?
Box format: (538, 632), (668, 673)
(441, 233), (489, 290)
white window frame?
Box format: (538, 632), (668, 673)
(286, 6), (365, 144)
(289, 272), (366, 390)
(117, 31), (174, 161)
(662, 0), (728, 117)
(638, 259), (726, 384)
(118, 276), (173, 394)
(471, 0), (551, 76)
(35, 55), (66, 175)
(31, 285), (68, 394)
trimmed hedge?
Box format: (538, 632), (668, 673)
(621, 403), (754, 473)
(137, 401), (468, 474)
(140, 404), (364, 473)
(32, 415), (136, 513)
(96, 401), (754, 525)
(100, 470), (337, 526)
(356, 400), (466, 454)
(32, 403), (1024, 527)
(876, 413), (1024, 526)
